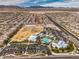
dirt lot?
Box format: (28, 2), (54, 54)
(11, 25), (43, 42)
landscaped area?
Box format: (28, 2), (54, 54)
(51, 41), (75, 53)
(10, 26), (76, 54)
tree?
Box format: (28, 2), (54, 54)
(3, 39), (10, 45)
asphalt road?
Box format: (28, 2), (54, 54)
(1, 56), (79, 59)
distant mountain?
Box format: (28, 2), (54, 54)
(29, 6), (44, 8)
(29, 6), (57, 8)
(0, 5), (79, 12)
(0, 5), (23, 9)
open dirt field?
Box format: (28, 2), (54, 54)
(11, 25), (43, 42)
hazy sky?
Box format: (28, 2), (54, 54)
(0, 0), (79, 8)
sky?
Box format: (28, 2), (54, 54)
(0, 0), (79, 8)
